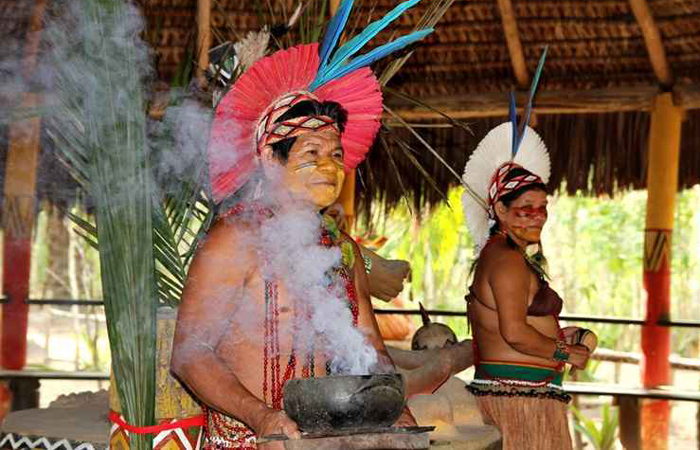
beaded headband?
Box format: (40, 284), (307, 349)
(255, 92), (340, 153)
(488, 162), (544, 210)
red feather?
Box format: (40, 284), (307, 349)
(209, 43), (383, 202)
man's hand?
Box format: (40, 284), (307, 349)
(364, 249), (411, 301)
(255, 409), (301, 449)
(394, 407), (418, 427)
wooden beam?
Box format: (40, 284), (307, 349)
(385, 86), (661, 119)
(628, 0), (674, 87)
(673, 84), (700, 109)
(496, 0), (529, 89)
(196, 0), (212, 85)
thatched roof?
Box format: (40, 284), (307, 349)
(2, 0), (700, 217)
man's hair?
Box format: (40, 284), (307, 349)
(270, 100), (348, 164)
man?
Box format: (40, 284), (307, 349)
(171, 4), (434, 448)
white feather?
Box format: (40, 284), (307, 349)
(461, 122), (550, 252)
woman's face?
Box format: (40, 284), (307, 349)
(496, 189), (548, 244)
(276, 129), (346, 209)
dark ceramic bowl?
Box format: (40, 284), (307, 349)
(283, 373), (405, 432)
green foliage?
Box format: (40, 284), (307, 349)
(572, 404), (619, 450)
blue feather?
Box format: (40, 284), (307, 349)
(321, 0), (422, 80)
(311, 29), (432, 89)
(318, 0), (355, 71)
(515, 47), (547, 152)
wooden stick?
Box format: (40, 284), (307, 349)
(196, 0), (212, 85)
(628, 0), (673, 87)
(330, 0), (341, 15)
(496, 0), (529, 89)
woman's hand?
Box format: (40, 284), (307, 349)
(566, 344), (591, 375)
(255, 409), (301, 450)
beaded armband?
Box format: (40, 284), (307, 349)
(552, 339), (569, 362)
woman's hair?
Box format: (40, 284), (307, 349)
(270, 100), (348, 164)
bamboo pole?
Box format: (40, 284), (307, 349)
(496, 0), (529, 89)
(196, 0), (212, 85)
(641, 92), (682, 450)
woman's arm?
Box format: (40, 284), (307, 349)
(489, 249), (589, 368)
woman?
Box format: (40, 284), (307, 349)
(461, 122), (596, 449)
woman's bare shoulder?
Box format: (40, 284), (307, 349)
(480, 239), (526, 269)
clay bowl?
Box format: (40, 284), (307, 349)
(283, 374), (405, 433)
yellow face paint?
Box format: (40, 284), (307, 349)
(280, 130), (345, 209)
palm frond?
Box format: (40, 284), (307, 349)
(383, 87), (472, 134)
(391, 134), (450, 206)
(378, 0), (455, 86)
(45, 1), (159, 447)
(383, 104), (463, 185)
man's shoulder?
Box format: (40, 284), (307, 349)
(198, 216), (258, 260)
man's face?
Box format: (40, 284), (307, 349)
(498, 189), (548, 244)
(279, 129), (345, 209)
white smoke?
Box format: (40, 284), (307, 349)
(258, 205), (380, 375)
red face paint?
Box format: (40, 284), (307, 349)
(510, 205), (548, 220)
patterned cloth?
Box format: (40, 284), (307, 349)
(469, 362), (572, 450)
(469, 362), (570, 402)
(202, 408), (257, 450)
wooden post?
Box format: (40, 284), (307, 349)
(2, 95), (41, 370)
(641, 92), (682, 450)
(195, 0), (212, 85)
(1, 0), (46, 372)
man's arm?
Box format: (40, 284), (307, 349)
(345, 236), (417, 425)
(171, 219), (299, 440)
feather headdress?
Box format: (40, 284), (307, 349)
(209, 0), (433, 203)
(461, 49), (550, 252)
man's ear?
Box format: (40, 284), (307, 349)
(494, 201), (508, 222)
(260, 145), (278, 176)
